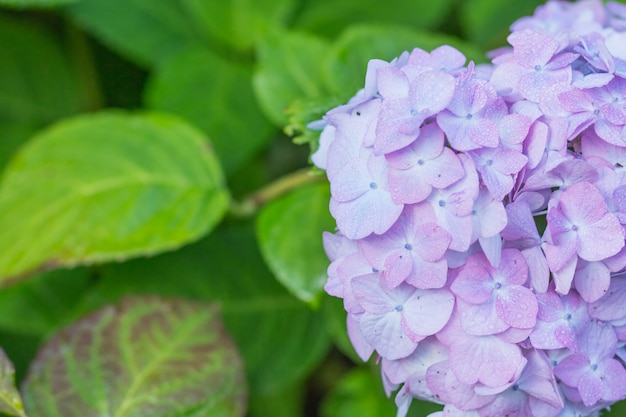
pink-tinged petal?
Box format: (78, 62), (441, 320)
(429, 45), (467, 70)
(358, 222), (404, 269)
(468, 118), (500, 148)
(403, 288), (455, 336)
(519, 353), (564, 409)
(545, 216), (578, 273)
(492, 148), (529, 175)
(530, 320), (567, 349)
(589, 277), (626, 320)
(386, 123), (444, 169)
(457, 298), (508, 336)
(577, 213), (624, 262)
(330, 159), (370, 202)
(524, 120), (549, 169)
(451, 263), (493, 304)
(330, 192), (403, 240)
(426, 361), (495, 410)
(383, 252), (413, 288)
(577, 372), (603, 407)
(573, 261), (610, 303)
(426, 148), (465, 188)
(595, 119), (625, 146)
(387, 168), (433, 204)
(523, 246), (550, 293)
(498, 248), (530, 286)
(375, 100), (422, 155)
(551, 254), (578, 295)
(406, 257), (448, 289)
(449, 335), (523, 387)
(377, 66), (409, 99)
(351, 274), (399, 314)
(415, 223), (452, 261)
(560, 182), (608, 225)
(347, 313), (374, 361)
(437, 111), (482, 151)
(495, 285), (538, 329)
(599, 358), (626, 401)
(535, 291), (562, 321)
(382, 337), (449, 384)
(360, 311), (417, 360)
(479, 235), (503, 267)
(509, 29), (559, 68)
(411, 70), (456, 115)
(554, 353), (588, 387)
(473, 195), (507, 239)
(499, 113), (532, 146)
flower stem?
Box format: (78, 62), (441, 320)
(229, 168), (324, 217)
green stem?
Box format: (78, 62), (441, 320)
(229, 168), (324, 217)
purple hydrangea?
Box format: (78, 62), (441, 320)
(312, 1), (626, 415)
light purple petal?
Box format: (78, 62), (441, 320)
(347, 313), (374, 361)
(495, 285), (538, 329)
(449, 334), (523, 387)
(403, 288), (455, 336)
(573, 261), (611, 303)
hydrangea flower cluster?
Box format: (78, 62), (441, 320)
(312, 1), (626, 416)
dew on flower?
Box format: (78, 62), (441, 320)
(314, 1), (626, 415)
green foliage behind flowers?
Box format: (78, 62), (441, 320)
(0, 0), (625, 416)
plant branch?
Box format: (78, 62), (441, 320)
(229, 168), (324, 217)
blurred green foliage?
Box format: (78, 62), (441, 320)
(1, 0), (626, 416)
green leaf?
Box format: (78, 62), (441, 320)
(460, 0), (545, 49)
(321, 368), (442, 417)
(324, 24), (487, 97)
(605, 398), (626, 416)
(22, 296), (247, 417)
(71, 221), (331, 396)
(145, 47), (274, 176)
(256, 182), (334, 305)
(0, 349), (26, 417)
(248, 384), (304, 417)
(181, 0), (295, 51)
(321, 368), (397, 417)
(253, 30), (331, 126)
(0, 123), (38, 171)
(0, 268), (91, 336)
(321, 295), (360, 364)
(66, 0), (202, 67)
(0, 15), (82, 124)
(0, 0), (77, 6)
(294, 0), (455, 38)
(0, 111), (229, 283)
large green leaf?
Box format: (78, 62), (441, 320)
(253, 30), (331, 126)
(0, 15), (82, 125)
(324, 24), (487, 97)
(71, 221), (331, 396)
(66, 0), (202, 67)
(293, 0), (455, 38)
(0, 123), (38, 171)
(460, 0), (545, 49)
(22, 296), (247, 417)
(0, 0), (77, 6)
(0, 349), (26, 417)
(145, 47), (274, 176)
(181, 0), (295, 51)
(0, 111), (229, 283)
(256, 182), (334, 305)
